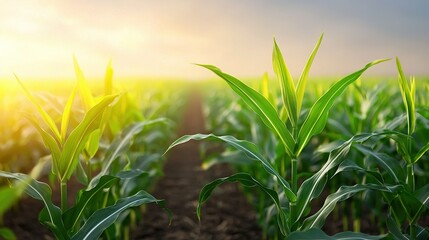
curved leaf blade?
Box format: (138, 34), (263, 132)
(295, 133), (380, 224)
(301, 184), (401, 230)
(288, 228), (385, 240)
(71, 190), (168, 240)
(88, 118), (167, 189)
(59, 94), (118, 182)
(198, 64), (295, 157)
(296, 33), (323, 115)
(166, 133), (296, 202)
(296, 59), (389, 156)
(16, 75), (61, 142)
(0, 171), (67, 239)
(197, 172), (289, 236)
(63, 175), (119, 231)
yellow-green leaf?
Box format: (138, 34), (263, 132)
(73, 56), (95, 111)
(273, 39), (298, 127)
(296, 33), (323, 115)
(16, 75), (61, 143)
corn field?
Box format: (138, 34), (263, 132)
(0, 34), (428, 240)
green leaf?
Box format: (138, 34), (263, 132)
(88, 119), (167, 189)
(85, 129), (101, 158)
(59, 94), (118, 182)
(0, 171), (68, 239)
(25, 115), (61, 175)
(0, 187), (21, 216)
(295, 133), (379, 224)
(296, 33), (323, 115)
(396, 57), (416, 135)
(412, 141), (429, 163)
(73, 56), (95, 111)
(63, 175), (119, 232)
(301, 184), (401, 230)
(287, 228), (385, 240)
(273, 39), (298, 126)
(199, 64), (295, 157)
(197, 173), (289, 236)
(16, 75), (61, 143)
(387, 216), (409, 240)
(296, 59), (389, 156)
(166, 133), (296, 202)
(71, 190), (168, 240)
(61, 85), (77, 142)
(0, 228), (16, 240)
(355, 145), (405, 183)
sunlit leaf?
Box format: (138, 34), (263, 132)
(199, 64), (295, 157)
(273, 39), (298, 126)
(296, 59), (389, 156)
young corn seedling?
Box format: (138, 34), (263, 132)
(167, 34), (395, 238)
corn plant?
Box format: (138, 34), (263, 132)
(166, 34), (398, 238)
(359, 58), (429, 239)
(0, 62), (170, 239)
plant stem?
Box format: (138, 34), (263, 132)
(290, 158), (298, 224)
(406, 164), (415, 192)
(86, 159), (92, 182)
(60, 181), (67, 211)
(410, 224), (416, 240)
(291, 158), (297, 193)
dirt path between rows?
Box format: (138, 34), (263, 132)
(133, 88), (261, 240)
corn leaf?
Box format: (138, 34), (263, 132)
(0, 228), (16, 240)
(386, 216), (409, 240)
(301, 184), (402, 230)
(16, 75), (61, 143)
(198, 172), (289, 236)
(71, 190), (168, 240)
(296, 33), (323, 115)
(295, 133), (378, 225)
(287, 228), (385, 240)
(26, 115), (61, 175)
(0, 171), (68, 239)
(59, 95), (118, 182)
(273, 39), (298, 126)
(199, 64), (295, 157)
(88, 119), (167, 189)
(73, 56), (95, 111)
(260, 72), (275, 106)
(63, 175), (119, 232)
(85, 129), (101, 159)
(0, 187), (21, 216)
(355, 145), (405, 183)
(296, 59), (389, 156)
(166, 133), (297, 202)
(104, 59), (113, 96)
(413, 141), (429, 163)
(61, 85), (77, 142)
(396, 57), (416, 135)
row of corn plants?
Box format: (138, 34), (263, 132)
(0, 59), (184, 239)
(168, 34), (429, 239)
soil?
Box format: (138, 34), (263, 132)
(132, 89), (262, 240)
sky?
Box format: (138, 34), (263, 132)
(1, 0), (429, 81)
